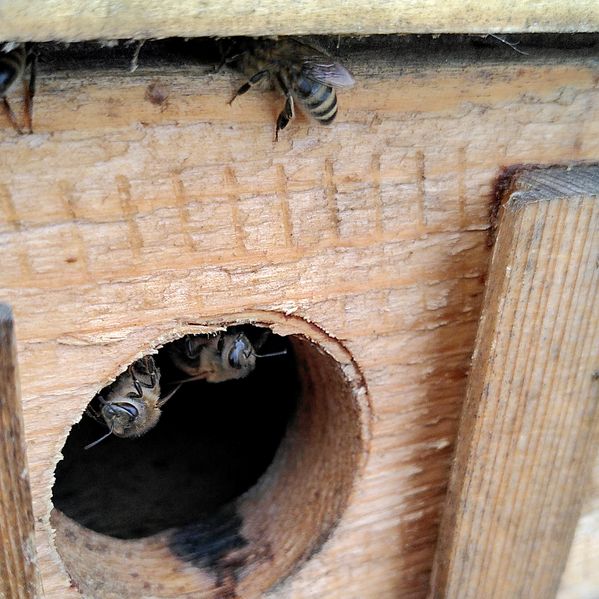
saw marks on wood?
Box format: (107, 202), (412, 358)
(0, 48), (597, 598)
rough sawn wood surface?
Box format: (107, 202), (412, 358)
(0, 40), (597, 598)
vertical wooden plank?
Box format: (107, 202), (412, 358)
(0, 304), (41, 599)
(429, 165), (599, 599)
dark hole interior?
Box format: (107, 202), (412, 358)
(52, 325), (297, 539)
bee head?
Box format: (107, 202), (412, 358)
(101, 401), (140, 437)
(222, 333), (256, 372)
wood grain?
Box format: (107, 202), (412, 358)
(0, 46), (597, 597)
(429, 166), (599, 599)
(557, 451), (599, 599)
(1, 0), (598, 41)
(0, 304), (41, 599)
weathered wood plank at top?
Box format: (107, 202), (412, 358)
(0, 304), (41, 599)
(1, 0), (598, 41)
(429, 165), (599, 599)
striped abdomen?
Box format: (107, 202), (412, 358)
(0, 45), (26, 96)
(294, 76), (338, 125)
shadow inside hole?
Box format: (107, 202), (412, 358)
(52, 328), (297, 539)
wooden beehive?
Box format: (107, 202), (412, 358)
(0, 8), (598, 598)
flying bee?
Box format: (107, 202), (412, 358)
(84, 356), (181, 449)
(0, 43), (37, 134)
(169, 330), (287, 383)
(228, 38), (355, 140)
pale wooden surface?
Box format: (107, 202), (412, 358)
(0, 43), (598, 597)
(1, 0), (599, 41)
(557, 451), (599, 599)
(0, 305), (41, 599)
(429, 166), (599, 599)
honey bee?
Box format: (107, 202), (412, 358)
(84, 356), (180, 449)
(0, 43), (36, 134)
(169, 330), (287, 383)
(229, 38), (355, 140)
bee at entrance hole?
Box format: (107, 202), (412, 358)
(0, 43), (37, 134)
(84, 356), (180, 449)
(168, 330), (287, 383)
(228, 38), (355, 140)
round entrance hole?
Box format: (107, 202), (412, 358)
(51, 321), (369, 598)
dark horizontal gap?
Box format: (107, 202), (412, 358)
(12, 33), (599, 73)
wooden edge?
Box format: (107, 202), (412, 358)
(0, 0), (598, 41)
(428, 164), (599, 599)
(508, 164), (599, 203)
(0, 304), (41, 599)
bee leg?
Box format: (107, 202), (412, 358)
(131, 375), (144, 398)
(85, 407), (100, 422)
(215, 50), (245, 74)
(1, 97), (24, 135)
(124, 362), (146, 398)
(23, 50), (37, 134)
(86, 398), (105, 424)
(144, 355), (158, 388)
(132, 355), (158, 389)
(275, 94), (294, 142)
(229, 69), (270, 105)
(274, 73), (294, 141)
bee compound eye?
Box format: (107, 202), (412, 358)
(0, 71), (12, 88)
(228, 348), (242, 369)
(103, 405), (117, 418)
(227, 335), (250, 369)
(120, 404), (139, 420)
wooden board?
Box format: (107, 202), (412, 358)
(429, 166), (599, 599)
(0, 43), (598, 597)
(0, 304), (41, 599)
(557, 451), (599, 599)
(1, 0), (598, 41)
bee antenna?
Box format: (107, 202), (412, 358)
(172, 374), (209, 385)
(255, 349), (287, 359)
(84, 427), (113, 450)
(157, 383), (182, 407)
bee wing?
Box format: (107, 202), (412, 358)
(301, 61), (355, 88)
